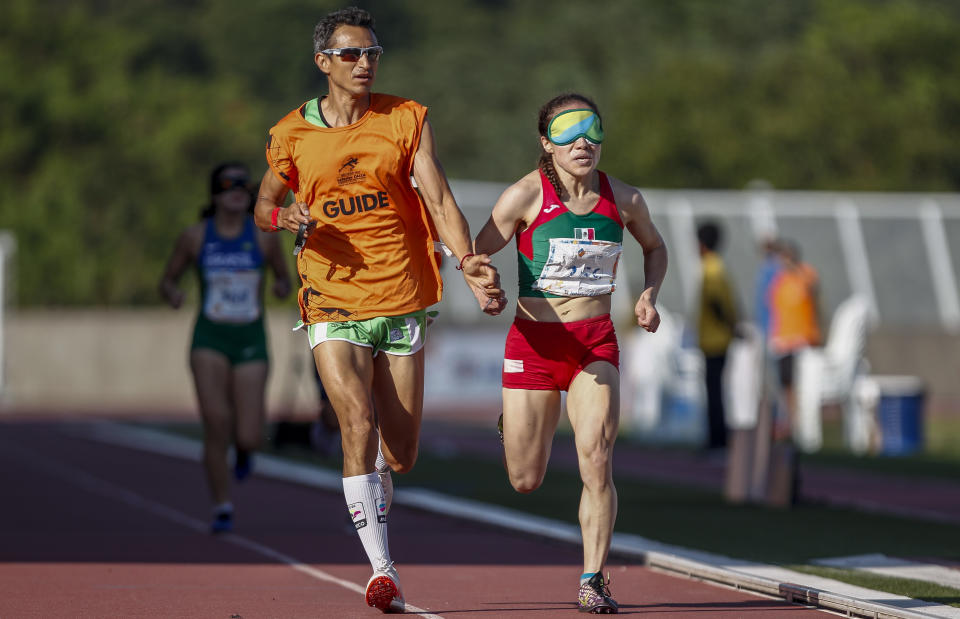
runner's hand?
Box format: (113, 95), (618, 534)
(470, 283), (508, 316)
(460, 255), (505, 314)
(635, 296), (660, 333)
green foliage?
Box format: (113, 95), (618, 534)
(3, 0), (960, 305)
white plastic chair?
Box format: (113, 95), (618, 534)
(622, 308), (706, 444)
(622, 309), (684, 431)
(793, 295), (874, 452)
(723, 322), (764, 431)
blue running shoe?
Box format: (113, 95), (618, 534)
(211, 509), (233, 534)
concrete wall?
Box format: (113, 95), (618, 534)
(2, 309), (320, 417)
(3, 309), (957, 419)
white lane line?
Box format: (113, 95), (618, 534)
(0, 437), (442, 619)
(80, 422), (960, 619)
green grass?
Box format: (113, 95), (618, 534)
(789, 565), (960, 608)
(402, 451), (958, 562)
(808, 414), (960, 481)
(144, 420), (960, 608)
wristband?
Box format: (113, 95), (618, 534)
(270, 206), (281, 231)
(456, 253), (476, 271)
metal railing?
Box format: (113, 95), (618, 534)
(447, 180), (960, 333)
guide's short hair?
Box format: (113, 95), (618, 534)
(313, 7), (376, 54)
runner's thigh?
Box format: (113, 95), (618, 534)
(313, 340), (376, 427)
(502, 387), (562, 476)
(566, 360), (620, 452)
(372, 349), (424, 438)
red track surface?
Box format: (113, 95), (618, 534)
(0, 421), (831, 618)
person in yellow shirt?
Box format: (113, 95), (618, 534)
(696, 221), (738, 451)
(253, 7), (503, 613)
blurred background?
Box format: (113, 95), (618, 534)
(2, 0), (959, 459)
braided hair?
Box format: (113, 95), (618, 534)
(536, 93), (601, 199)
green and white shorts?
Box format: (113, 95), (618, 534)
(300, 309), (429, 357)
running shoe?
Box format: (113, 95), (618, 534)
(497, 413), (504, 445)
(234, 449), (253, 481)
(365, 562), (404, 613)
(210, 509), (233, 534)
(578, 572), (618, 614)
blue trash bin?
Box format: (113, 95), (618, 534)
(874, 375), (925, 456)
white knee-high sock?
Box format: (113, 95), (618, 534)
(375, 440), (387, 471)
(375, 437), (394, 515)
(343, 472), (391, 570)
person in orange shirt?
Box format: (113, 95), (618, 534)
(253, 7), (503, 613)
(768, 239), (821, 437)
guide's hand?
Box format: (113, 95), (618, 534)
(277, 202), (313, 235)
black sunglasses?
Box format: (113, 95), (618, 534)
(217, 176), (249, 192)
(321, 45), (383, 63)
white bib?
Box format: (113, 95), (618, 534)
(203, 269), (261, 322)
(534, 238), (622, 297)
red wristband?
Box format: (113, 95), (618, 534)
(270, 206), (281, 231)
(456, 253), (476, 271)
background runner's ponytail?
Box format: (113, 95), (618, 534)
(536, 92), (602, 200)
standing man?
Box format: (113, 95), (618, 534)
(696, 221), (738, 452)
(254, 7), (503, 613)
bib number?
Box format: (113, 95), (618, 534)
(534, 238), (622, 297)
(203, 269), (261, 322)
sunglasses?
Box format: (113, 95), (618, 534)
(546, 109), (604, 146)
(217, 176), (249, 192)
(321, 45), (383, 62)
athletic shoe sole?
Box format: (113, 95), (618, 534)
(579, 604), (617, 614)
(365, 574), (404, 613)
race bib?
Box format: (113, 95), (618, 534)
(203, 269), (261, 322)
(534, 238), (622, 297)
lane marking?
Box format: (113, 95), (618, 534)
(79, 422), (960, 619)
(0, 437), (442, 619)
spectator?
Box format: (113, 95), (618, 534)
(768, 239), (821, 438)
(754, 236), (781, 343)
(696, 221), (738, 451)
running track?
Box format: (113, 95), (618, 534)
(0, 420), (831, 618)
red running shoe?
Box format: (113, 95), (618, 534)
(365, 563), (404, 613)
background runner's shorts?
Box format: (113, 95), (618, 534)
(191, 314), (269, 365)
(502, 314), (620, 391)
(304, 309), (428, 357)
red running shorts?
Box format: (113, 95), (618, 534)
(502, 314), (620, 391)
